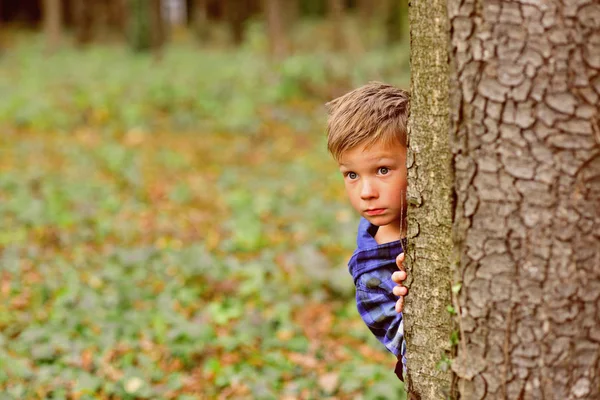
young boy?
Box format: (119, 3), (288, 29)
(326, 82), (409, 380)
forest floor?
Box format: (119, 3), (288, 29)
(0, 32), (410, 399)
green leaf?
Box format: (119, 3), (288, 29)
(451, 282), (462, 293)
(450, 330), (460, 346)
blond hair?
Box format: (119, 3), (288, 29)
(326, 82), (409, 161)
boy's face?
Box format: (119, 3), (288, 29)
(338, 140), (407, 231)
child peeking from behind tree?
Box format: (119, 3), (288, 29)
(326, 82), (409, 380)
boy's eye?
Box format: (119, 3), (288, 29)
(378, 167), (389, 175)
(347, 172), (358, 180)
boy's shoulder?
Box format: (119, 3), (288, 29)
(349, 218), (404, 278)
(355, 217), (379, 250)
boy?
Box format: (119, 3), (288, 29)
(326, 82), (409, 380)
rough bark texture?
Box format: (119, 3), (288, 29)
(449, 1), (600, 398)
(406, 0), (455, 398)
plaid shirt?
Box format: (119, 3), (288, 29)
(348, 218), (407, 378)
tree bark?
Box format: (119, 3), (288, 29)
(127, 0), (164, 53)
(381, 0), (402, 45)
(224, 0), (248, 45)
(386, 0), (408, 44)
(284, 0), (298, 31)
(357, 0), (373, 23)
(43, 0), (62, 52)
(128, 0), (150, 51)
(405, 0), (455, 398)
(108, 0), (127, 37)
(150, 0), (165, 55)
(93, 1), (112, 41)
(448, 1), (600, 398)
(191, 0), (209, 42)
(263, 0), (287, 57)
(327, 0), (344, 51)
(0, 0), (4, 55)
(72, 0), (93, 46)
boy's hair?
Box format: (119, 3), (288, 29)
(326, 82), (409, 161)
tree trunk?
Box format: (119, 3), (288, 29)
(380, 0), (402, 45)
(191, 0), (209, 42)
(405, 0), (454, 398)
(327, 0), (344, 51)
(284, 0), (298, 31)
(128, 0), (150, 51)
(263, 0), (287, 57)
(224, 0), (248, 45)
(0, 0), (4, 55)
(93, 1), (112, 41)
(43, 0), (62, 52)
(385, 0), (408, 44)
(357, 0), (372, 23)
(108, 0), (127, 37)
(352, 0), (372, 52)
(150, 0), (165, 56)
(72, 0), (93, 46)
(448, 1), (600, 398)
(128, 0), (164, 53)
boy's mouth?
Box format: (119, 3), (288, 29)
(365, 208), (386, 216)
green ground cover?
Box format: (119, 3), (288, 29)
(0, 32), (410, 399)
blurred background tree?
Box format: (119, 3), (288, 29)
(42, 0), (62, 52)
(1, 0), (410, 54)
(263, 0), (287, 57)
(128, 0), (165, 53)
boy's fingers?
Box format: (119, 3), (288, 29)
(392, 270), (407, 283)
(395, 297), (404, 313)
(394, 253), (408, 313)
(393, 285), (407, 297)
(396, 253), (405, 271)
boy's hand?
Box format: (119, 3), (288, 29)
(392, 253), (408, 313)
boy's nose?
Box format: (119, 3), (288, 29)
(360, 181), (377, 199)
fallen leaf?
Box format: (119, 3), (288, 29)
(318, 372), (339, 394)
